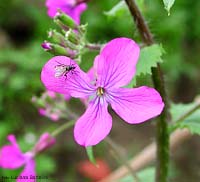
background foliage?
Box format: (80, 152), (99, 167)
(0, 0), (200, 181)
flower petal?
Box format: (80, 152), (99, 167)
(0, 135), (25, 169)
(46, 0), (87, 24)
(108, 86), (164, 124)
(33, 133), (55, 153)
(74, 99), (112, 146)
(72, 3), (87, 24)
(17, 158), (36, 182)
(46, 0), (75, 18)
(41, 56), (95, 98)
(95, 38), (140, 88)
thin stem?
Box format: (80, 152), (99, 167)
(85, 43), (103, 51)
(105, 137), (140, 182)
(125, 0), (153, 45)
(100, 129), (191, 182)
(171, 103), (200, 131)
(152, 66), (169, 182)
(125, 0), (170, 182)
(51, 120), (75, 137)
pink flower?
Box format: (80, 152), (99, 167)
(39, 108), (60, 121)
(41, 37), (164, 146)
(0, 133), (55, 181)
(33, 90), (70, 121)
(46, 0), (87, 24)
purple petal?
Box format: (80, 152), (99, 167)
(46, 0), (87, 24)
(46, 90), (56, 98)
(38, 108), (46, 117)
(108, 86), (164, 124)
(46, 0), (75, 18)
(95, 38), (140, 88)
(41, 56), (95, 98)
(74, 99), (112, 146)
(71, 3), (87, 24)
(0, 135), (25, 169)
(17, 158), (36, 182)
(33, 133), (55, 154)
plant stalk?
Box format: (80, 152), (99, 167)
(125, 0), (170, 181)
(105, 137), (140, 182)
(51, 120), (75, 137)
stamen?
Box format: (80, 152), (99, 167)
(97, 87), (105, 96)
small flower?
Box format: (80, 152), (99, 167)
(0, 133), (55, 181)
(45, 0), (87, 24)
(41, 37), (164, 146)
(33, 133), (56, 154)
(41, 41), (52, 51)
(32, 90), (70, 121)
(39, 108), (60, 121)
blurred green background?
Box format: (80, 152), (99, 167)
(0, 0), (200, 181)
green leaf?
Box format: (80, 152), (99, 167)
(127, 44), (164, 87)
(137, 44), (164, 75)
(104, 1), (128, 19)
(163, 0), (175, 15)
(104, 0), (145, 19)
(120, 167), (155, 182)
(170, 103), (200, 135)
(86, 146), (96, 165)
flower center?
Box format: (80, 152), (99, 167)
(97, 87), (105, 96)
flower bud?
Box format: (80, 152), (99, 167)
(48, 44), (75, 57)
(33, 133), (55, 154)
(65, 29), (79, 45)
(55, 10), (78, 29)
(48, 29), (65, 45)
(78, 23), (88, 35)
(41, 41), (52, 51)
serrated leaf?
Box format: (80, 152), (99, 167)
(86, 146), (96, 165)
(180, 121), (200, 135)
(120, 167), (155, 182)
(104, 1), (128, 19)
(104, 0), (145, 19)
(127, 44), (164, 87)
(170, 103), (200, 135)
(137, 44), (164, 75)
(163, 0), (175, 15)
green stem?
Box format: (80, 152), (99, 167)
(171, 103), (200, 132)
(85, 43), (103, 51)
(51, 120), (75, 137)
(125, 0), (170, 181)
(105, 137), (140, 182)
(152, 67), (169, 182)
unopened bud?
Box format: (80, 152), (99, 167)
(78, 23), (88, 35)
(65, 29), (79, 45)
(48, 43), (76, 57)
(51, 44), (67, 55)
(31, 96), (45, 108)
(33, 133), (55, 154)
(55, 10), (78, 29)
(48, 29), (65, 45)
(41, 41), (52, 51)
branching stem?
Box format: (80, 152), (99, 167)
(85, 43), (103, 51)
(125, 0), (170, 181)
(51, 120), (75, 137)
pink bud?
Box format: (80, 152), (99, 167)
(33, 133), (55, 154)
(41, 41), (52, 50)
